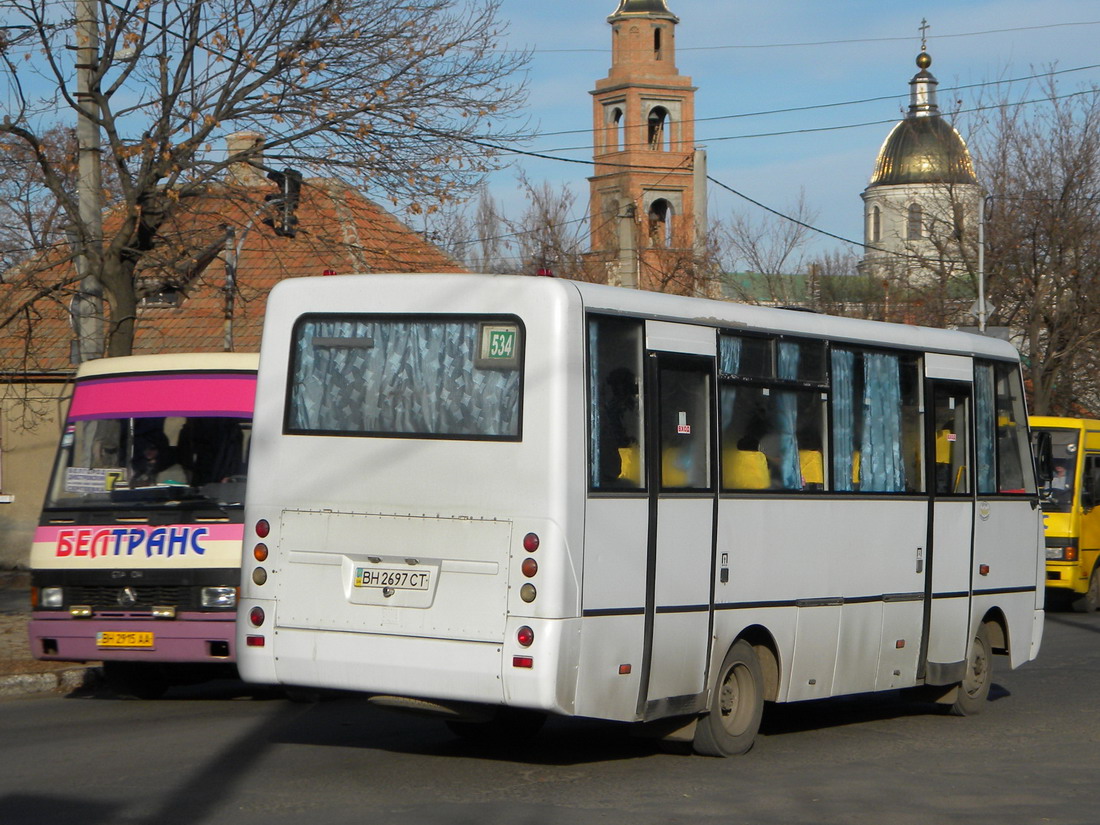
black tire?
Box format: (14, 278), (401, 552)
(102, 662), (169, 700)
(445, 707), (546, 743)
(949, 623), (992, 716)
(693, 639), (764, 757)
(1071, 566), (1100, 613)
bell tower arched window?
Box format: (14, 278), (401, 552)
(870, 206), (881, 243)
(648, 106), (669, 151)
(648, 199), (673, 247)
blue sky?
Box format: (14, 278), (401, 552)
(488, 0), (1100, 264)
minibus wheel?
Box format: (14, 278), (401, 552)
(693, 639), (763, 756)
(949, 623), (992, 716)
(1071, 567), (1100, 613)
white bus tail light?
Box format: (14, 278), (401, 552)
(252, 568), (268, 585)
(517, 626), (534, 647)
(520, 584), (537, 603)
(523, 532), (539, 552)
(249, 606), (265, 627)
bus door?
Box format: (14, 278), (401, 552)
(639, 321), (717, 718)
(921, 356), (974, 681)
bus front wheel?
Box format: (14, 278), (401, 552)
(1071, 566), (1100, 613)
(693, 640), (764, 757)
(949, 623), (992, 717)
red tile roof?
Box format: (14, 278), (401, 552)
(0, 178), (465, 377)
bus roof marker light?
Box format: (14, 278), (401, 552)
(517, 626), (534, 647)
(523, 533), (539, 552)
(255, 519), (270, 539)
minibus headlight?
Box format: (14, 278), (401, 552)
(1046, 540), (1077, 561)
(39, 587), (63, 609)
(201, 586), (238, 608)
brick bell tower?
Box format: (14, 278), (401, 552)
(587, 0), (702, 293)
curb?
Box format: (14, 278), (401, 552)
(0, 666), (96, 698)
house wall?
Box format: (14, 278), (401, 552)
(0, 383), (70, 569)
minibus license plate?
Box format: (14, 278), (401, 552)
(354, 567), (431, 590)
(96, 631), (154, 648)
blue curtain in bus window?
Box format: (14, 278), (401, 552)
(974, 363), (997, 494)
(831, 349), (855, 491)
(290, 319), (521, 437)
(588, 321), (601, 485)
(776, 342), (801, 489)
(861, 352), (904, 492)
(719, 336), (742, 426)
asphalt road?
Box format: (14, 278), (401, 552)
(1, 611), (1098, 825)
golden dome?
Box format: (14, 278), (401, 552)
(868, 51), (977, 187)
(870, 118), (977, 186)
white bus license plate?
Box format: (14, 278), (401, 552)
(354, 567), (431, 591)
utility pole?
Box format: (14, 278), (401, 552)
(71, 0), (104, 363)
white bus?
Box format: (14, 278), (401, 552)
(238, 274), (1043, 755)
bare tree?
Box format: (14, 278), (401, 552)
(717, 191), (818, 305)
(507, 174), (588, 280)
(968, 74), (1100, 415)
(0, 0), (528, 356)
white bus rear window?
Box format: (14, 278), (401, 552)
(286, 316), (523, 440)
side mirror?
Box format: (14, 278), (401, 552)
(1034, 431), (1054, 485)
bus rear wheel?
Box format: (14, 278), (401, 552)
(949, 623), (992, 717)
(693, 640), (764, 757)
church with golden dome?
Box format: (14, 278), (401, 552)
(859, 31), (983, 298)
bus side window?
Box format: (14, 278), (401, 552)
(589, 317), (645, 490)
(1083, 456), (1100, 511)
(831, 348), (922, 494)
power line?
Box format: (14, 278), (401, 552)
(525, 20), (1100, 54)
(524, 63), (1100, 141)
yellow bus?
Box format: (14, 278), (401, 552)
(1030, 417), (1100, 612)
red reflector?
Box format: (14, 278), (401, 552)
(523, 532), (540, 552)
(896, 640), (905, 649)
(619, 664), (632, 675)
(256, 519), (270, 539)
(979, 564), (990, 576)
(513, 656), (533, 668)
(246, 635), (265, 647)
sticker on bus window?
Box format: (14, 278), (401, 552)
(65, 467), (128, 493)
(476, 323), (521, 370)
